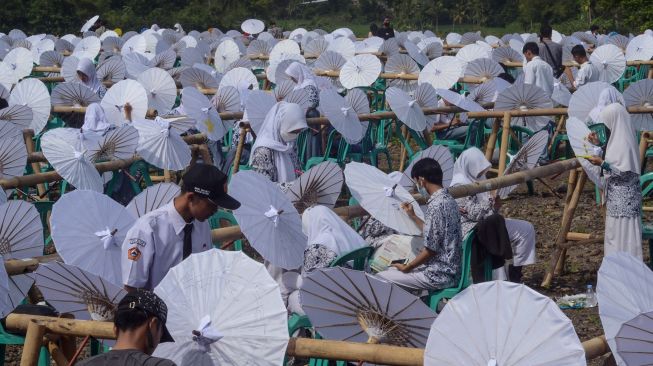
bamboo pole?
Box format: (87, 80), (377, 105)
(398, 125), (409, 172)
(497, 112), (512, 175)
(46, 337), (70, 366)
(20, 321), (47, 366)
(542, 170), (588, 288)
(549, 115), (566, 154)
(232, 126), (248, 175)
(484, 117), (500, 162)
(23, 130), (47, 197)
(4, 254), (61, 276)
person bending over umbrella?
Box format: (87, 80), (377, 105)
(376, 158), (463, 292)
(77, 57), (107, 99)
(77, 290), (175, 365)
(121, 164), (240, 291)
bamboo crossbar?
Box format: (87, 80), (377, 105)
(4, 254), (60, 276)
(3, 314), (610, 363)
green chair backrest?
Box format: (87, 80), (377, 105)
(329, 246), (375, 270)
(641, 172), (653, 198)
(462, 119), (485, 150)
(457, 230), (475, 290)
(296, 129), (309, 167)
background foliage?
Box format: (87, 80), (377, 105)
(1, 0), (651, 36)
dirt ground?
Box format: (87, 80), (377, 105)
(4, 142), (651, 365)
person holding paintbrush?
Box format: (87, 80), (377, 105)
(376, 158), (463, 293)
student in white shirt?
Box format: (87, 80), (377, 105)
(522, 42), (555, 97)
(121, 164), (241, 291)
(571, 45), (600, 88)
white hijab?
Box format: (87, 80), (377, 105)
(602, 103), (640, 174)
(450, 147), (492, 198)
(249, 101), (307, 182)
(76, 58), (102, 93)
(589, 88), (624, 123)
(302, 205), (367, 255)
(82, 103), (111, 134)
(285, 62), (317, 91)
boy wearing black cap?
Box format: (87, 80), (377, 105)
(78, 290), (175, 365)
(121, 164), (240, 291)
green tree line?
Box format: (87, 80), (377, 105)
(1, 0), (651, 36)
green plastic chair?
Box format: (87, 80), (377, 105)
(368, 119), (393, 170)
(208, 210), (243, 250)
(1, 321), (50, 366)
(424, 230), (474, 311)
(329, 246), (374, 270)
(304, 130), (350, 170)
(640, 172), (653, 269)
(433, 119), (485, 158)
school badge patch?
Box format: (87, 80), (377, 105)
(127, 246), (142, 261)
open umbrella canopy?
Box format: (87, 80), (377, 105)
(0, 137), (27, 184)
(154, 249), (288, 365)
(385, 54), (419, 93)
(339, 54), (382, 89)
(51, 190), (136, 286)
(0, 200), (42, 260)
(51, 82), (100, 107)
(494, 83), (553, 131)
(0, 264), (33, 319)
(597, 252), (653, 366)
(85, 125), (139, 162)
(126, 182), (181, 218)
(229, 171), (307, 270)
(589, 44), (626, 84)
(623, 78), (653, 131)
(497, 130), (549, 198)
(318, 89), (364, 143)
(402, 145), (454, 189)
(132, 117), (192, 170)
(101, 79), (148, 125)
(9, 78), (51, 133)
(34, 261), (127, 321)
(419, 56), (463, 91)
(565, 117), (602, 186)
(137, 67), (177, 113)
(182, 86), (227, 141)
(385, 86), (427, 132)
(435, 88), (485, 112)
(568, 81), (619, 124)
(345, 162), (424, 236)
(96, 57), (126, 83)
(301, 267), (436, 347)
(625, 34), (653, 62)
(285, 161), (343, 214)
(244, 90), (277, 135)
(80, 15), (99, 33)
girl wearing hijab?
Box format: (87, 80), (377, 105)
(451, 147), (537, 280)
(287, 205), (369, 315)
(82, 103), (112, 135)
(250, 101), (307, 183)
(76, 58), (107, 99)
(285, 62), (322, 158)
(587, 103), (642, 258)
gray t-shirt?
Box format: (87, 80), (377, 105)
(77, 349), (176, 366)
(538, 40), (563, 70)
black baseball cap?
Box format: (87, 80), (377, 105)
(181, 163), (241, 210)
(116, 289), (174, 343)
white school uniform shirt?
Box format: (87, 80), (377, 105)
(574, 61), (600, 88)
(121, 201), (212, 290)
(523, 56), (554, 97)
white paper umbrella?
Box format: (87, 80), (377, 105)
(464, 58), (503, 81)
(0, 83), (9, 100)
(34, 261), (126, 321)
(126, 182), (180, 218)
(568, 81), (617, 123)
(149, 49), (176, 70)
(270, 39), (301, 62)
(625, 35), (653, 62)
(404, 41), (429, 67)
(456, 44), (490, 70)
(101, 79), (148, 125)
(597, 252), (653, 366)
(137, 67), (177, 112)
(385, 54), (419, 93)
(132, 118), (192, 170)
(96, 57), (126, 83)
(0, 200), (43, 259)
(313, 51), (346, 73)
(319, 89), (364, 143)
(435, 88), (485, 112)
(51, 190), (135, 287)
(3, 271), (34, 317)
(39, 50), (64, 68)
(414, 83), (440, 128)
(494, 83), (553, 131)
(614, 311), (653, 365)
(153, 249), (289, 365)
(85, 125), (139, 162)
(181, 47), (205, 67)
(552, 80), (573, 107)
(2, 47), (32, 81)
(492, 46), (524, 64)
(31, 38), (54, 65)
(590, 44), (626, 84)
(304, 38), (329, 58)
(180, 67), (220, 89)
(0, 136), (27, 185)
(219, 67), (258, 91)
(182, 86), (227, 141)
(327, 37), (355, 61)
(345, 162), (424, 235)
(339, 54), (381, 89)
(80, 15), (99, 33)
(402, 145), (454, 189)
(211, 86), (241, 116)
(565, 117), (602, 186)
(623, 78), (653, 131)
(241, 19), (265, 35)
(102, 36), (124, 53)
(419, 56), (463, 90)
(380, 38), (400, 57)
(40, 130), (104, 192)
(121, 34), (147, 56)
(214, 39), (241, 74)
(229, 170), (307, 269)
(122, 52), (150, 79)
(60, 56), (81, 83)
(73, 36), (101, 60)
(286, 161), (343, 214)
(9, 78), (51, 133)
(446, 33), (462, 45)
(0, 104), (32, 135)
(0, 259), (13, 317)
(51, 82), (100, 107)
(386, 86), (427, 132)
(497, 130), (549, 198)
(244, 90), (277, 135)
(468, 80), (499, 105)
(424, 281), (586, 366)
(301, 267), (436, 346)
(607, 35), (630, 52)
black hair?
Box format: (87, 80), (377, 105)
(522, 42), (539, 55)
(571, 44), (587, 58)
(0, 98), (7, 110)
(498, 72), (515, 84)
(114, 308), (155, 333)
(370, 23), (378, 33)
(590, 25), (600, 32)
(539, 24), (553, 39)
(269, 21), (276, 26)
(411, 158), (443, 186)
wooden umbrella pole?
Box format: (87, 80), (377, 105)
(23, 130), (47, 198)
(639, 131), (650, 172)
(484, 117), (500, 162)
(497, 112), (512, 176)
(163, 169), (171, 183)
(232, 126), (248, 175)
(542, 169), (587, 288)
(398, 125), (409, 172)
(20, 321), (47, 366)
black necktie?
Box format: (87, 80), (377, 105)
(183, 223), (193, 260)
